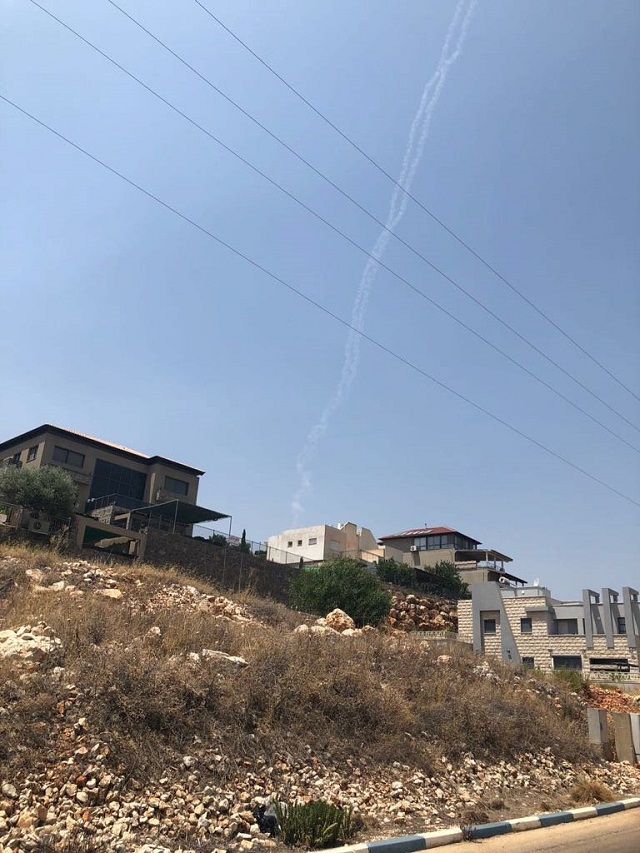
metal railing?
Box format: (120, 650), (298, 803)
(190, 524), (305, 565)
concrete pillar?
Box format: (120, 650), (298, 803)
(587, 708), (612, 760)
(612, 712), (636, 764)
(630, 714), (640, 763)
(601, 588), (618, 650)
(583, 589), (596, 650)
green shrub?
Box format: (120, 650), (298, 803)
(274, 800), (355, 849)
(376, 558), (416, 588)
(552, 668), (585, 692)
(430, 560), (470, 599)
(0, 465), (77, 518)
(292, 557), (391, 627)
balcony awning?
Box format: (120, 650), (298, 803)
(134, 500), (229, 525)
(455, 548), (513, 563)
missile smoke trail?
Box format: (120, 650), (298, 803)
(292, 0), (478, 521)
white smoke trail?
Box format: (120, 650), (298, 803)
(292, 0), (478, 521)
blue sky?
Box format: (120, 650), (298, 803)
(1, 0), (638, 599)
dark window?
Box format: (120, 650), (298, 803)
(483, 618), (497, 635)
(552, 656), (582, 671)
(164, 476), (188, 496)
(89, 458), (146, 502)
(287, 541), (293, 548)
(11, 452), (21, 464)
(617, 617), (626, 634)
(27, 445), (39, 462)
(555, 618), (579, 635)
(308, 537), (317, 545)
(297, 540), (303, 547)
(522, 657), (535, 669)
(520, 618), (533, 634)
(52, 446), (85, 468)
(413, 536), (427, 550)
(589, 657), (630, 672)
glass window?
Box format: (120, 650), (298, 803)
(552, 656), (582, 671)
(555, 619), (579, 635)
(522, 657), (535, 669)
(11, 452), (21, 464)
(89, 458), (146, 501)
(27, 445), (39, 462)
(308, 537), (317, 545)
(287, 541), (293, 548)
(617, 617), (626, 634)
(297, 540), (303, 547)
(520, 618), (532, 634)
(164, 476), (188, 496)
(53, 446), (85, 468)
(483, 618), (496, 635)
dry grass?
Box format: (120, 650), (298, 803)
(569, 778), (616, 804)
(0, 543), (593, 783)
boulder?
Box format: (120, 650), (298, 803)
(325, 609), (356, 633)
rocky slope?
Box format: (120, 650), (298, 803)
(0, 546), (638, 853)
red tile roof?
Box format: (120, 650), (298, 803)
(379, 526), (481, 544)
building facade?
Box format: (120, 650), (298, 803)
(0, 425), (228, 555)
(379, 525), (525, 585)
(458, 582), (640, 686)
(266, 522), (380, 564)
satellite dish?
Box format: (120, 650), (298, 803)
(533, 577), (540, 587)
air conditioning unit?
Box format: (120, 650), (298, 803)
(409, 545), (419, 552)
(28, 518), (50, 535)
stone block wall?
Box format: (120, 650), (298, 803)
(144, 529), (299, 604)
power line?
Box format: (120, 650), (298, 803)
(94, 0), (640, 435)
(192, 0), (640, 406)
(27, 0), (640, 453)
(2, 93), (639, 510)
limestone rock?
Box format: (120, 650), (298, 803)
(325, 608), (356, 633)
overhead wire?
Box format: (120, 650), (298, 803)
(2, 93), (639, 508)
(191, 0), (640, 406)
(25, 0), (640, 453)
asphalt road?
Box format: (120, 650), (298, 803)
(452, 809), (640, 852)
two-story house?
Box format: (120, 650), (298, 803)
(266, 522), (380, 564)
(0, 424), (228, 554)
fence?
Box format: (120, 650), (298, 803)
(190, 524), (305, 566)
(0, 502), (72, 541)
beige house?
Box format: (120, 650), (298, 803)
(0, 425), (228, 555)
(266, 522), (380, 564)
(458, 582), (640, 687)
(379, 525), (526, 586)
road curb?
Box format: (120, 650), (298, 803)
(327, 796), (640, 852)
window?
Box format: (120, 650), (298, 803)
(308, 537), (317, 545)
(522, 657), (535, 669)
(554, 618), (579, 635)
(520, 618), (532, 634)
(287, 541), (293, 548)
(413, 537), (427, 550)
(52, 445), (85, 468)
(297, 540), (303, 547)
(552, 656), (582, 671)
(89, 459), (146, 502)
(164, 475), (188, 496)
(27, 445), (39, 462)
(483, 618), (497, 635)
(589, 657), (630, 673)
(617, 617), (626, 634)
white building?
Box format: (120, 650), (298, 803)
(266, 522), (380, 565)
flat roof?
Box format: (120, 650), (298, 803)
(455, 548), (513, 563)
(379, 526), (481, 544)
(0, 425), (204, 476)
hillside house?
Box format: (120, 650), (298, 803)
(457, 582), (640, 686)
(379, 525), (526, 586)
